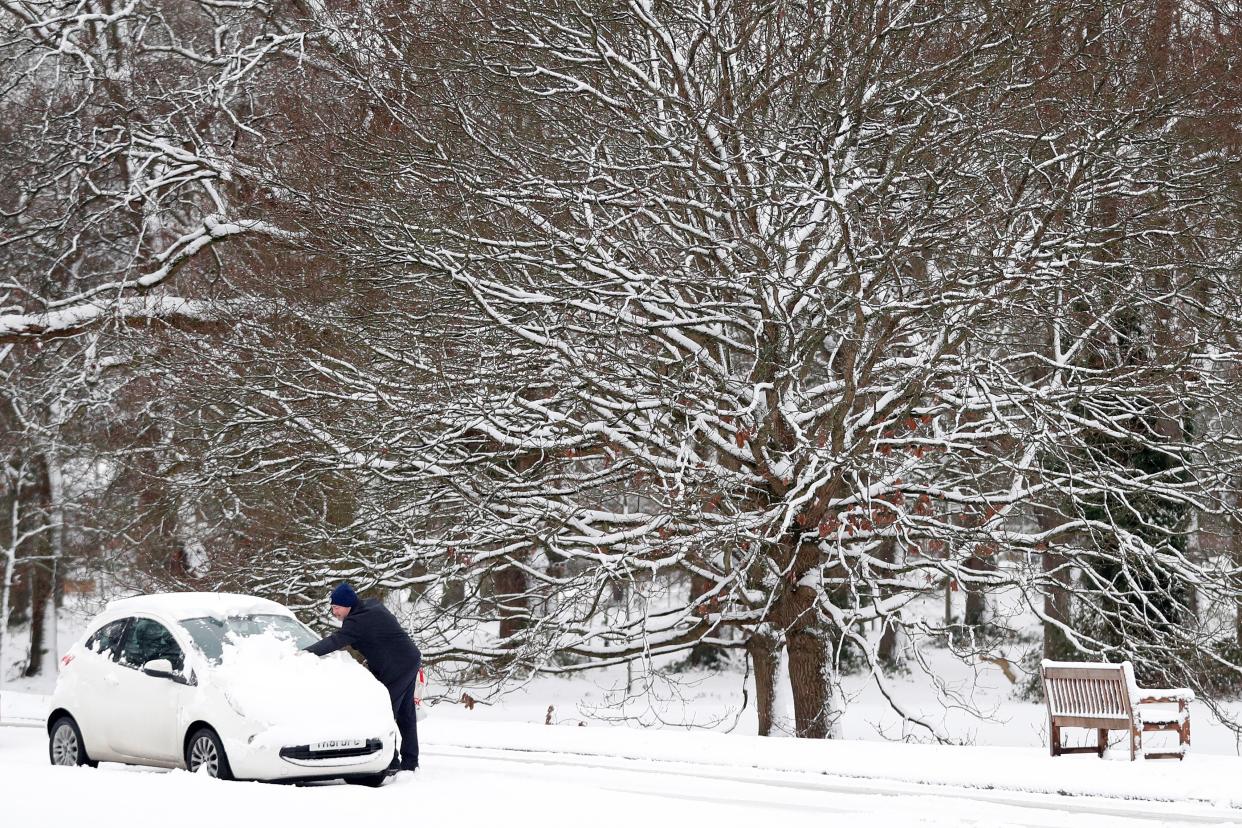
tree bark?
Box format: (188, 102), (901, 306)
(963, 552), (994, 627)
(440, 577), (466, 611)
(19, 452), (52, 678)
(1042, 547), (1074, 660)
(41, 446), (63, 676)
(0, 477), (17, 675)
(687, 573), (725, 667)
(746, 629), (781, 737)
(944, 576), (954, 627)
(771, 536), (838, 739)
(785, 627), (832, 739)
(876, 538), (901, 666)
(1233, 515), (1242, 645)
(1040, 505), (1074, 659)
(22, 563), (51, 678)
(878, 621), (900, 667)
(495, 561), (529, 640)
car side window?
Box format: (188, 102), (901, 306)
(117, 618), (185, 674)
(84, 619), (129, 660)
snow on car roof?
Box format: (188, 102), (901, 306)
(104, 592), (294, 621)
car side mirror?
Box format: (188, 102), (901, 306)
(142, 658), (176, 679)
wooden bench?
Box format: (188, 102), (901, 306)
(1041, 660), (1193, 760)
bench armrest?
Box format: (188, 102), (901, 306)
(1137, 688), (1194, 704)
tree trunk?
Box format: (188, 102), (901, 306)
(1236, 573), (1242, 648)
(785, 627), (832, 738)
(42, 445), (63, 674)
(20, 452), (52, 678)
(771, 537), (838, 739)
(963, 552), (994, 627)
(878, 618), (900, 667)
(1042, 548), (1074, 660)
(747, 629), (781, 737)
(944, 576), (954, 626)
(687, 573), (725, 667)
(495, 561), (529, 639)
(1184, 517), (1200, 621)
(876, 538), (901, 667)
(0, 480), (17, 676)
(22, 563), (50, 678)
(1040, 506), (1074, 659)
(1233, 519), (1242, 645)
(440, 577), (466, 610)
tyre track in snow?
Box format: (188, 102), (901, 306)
(1, 719), (40, 728)
(4, 721), (1237, 824)
(424, 743), (1242, 825)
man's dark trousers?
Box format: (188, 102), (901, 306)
(388, 665), (420, 770)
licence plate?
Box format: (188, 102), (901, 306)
(310, 739), (366, 752)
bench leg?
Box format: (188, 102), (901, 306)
(1180, 700), (1189, 760)
(1050, 723), (1061, 757)
(1097, 728), (1107, 757)
(1130, 723), (1140, 761)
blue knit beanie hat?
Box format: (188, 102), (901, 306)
(329, 582), (358, 608)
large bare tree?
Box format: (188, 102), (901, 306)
(221, 0), (1242, 738)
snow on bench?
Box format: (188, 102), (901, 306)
(1041, 660), (1193, 761)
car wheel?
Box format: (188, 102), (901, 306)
(48, 715), (97, 768)
(185, 727), (234, 780)
(345, 772), (390, 787)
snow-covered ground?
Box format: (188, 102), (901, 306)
(8, 663), (1242, 826)
(4, 715), (1242, 826)
(7, 598), (1242, 825)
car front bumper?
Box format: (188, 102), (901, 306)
(223, 732), (395, 781)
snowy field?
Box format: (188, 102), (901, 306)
(9, 671), (1242, 827)
(5, 712), (1242, 827)
(7, 602), (1242, 825)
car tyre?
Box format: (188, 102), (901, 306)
(48, 715), (97, 768)
(185, 727), (234, 780)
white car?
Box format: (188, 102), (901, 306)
(47, 592), (408, 785)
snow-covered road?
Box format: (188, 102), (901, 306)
(4, 724), (1239, 827)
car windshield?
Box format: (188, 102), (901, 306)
(181, 614), (318, 662)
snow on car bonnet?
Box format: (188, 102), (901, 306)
(210, 630), (394, 745)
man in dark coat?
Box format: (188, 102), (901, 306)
(305, 583), (421, 772)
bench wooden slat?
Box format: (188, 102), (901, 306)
(1044, 666), (1135, 680)
(1048, 665), (1137, 680)
(1044, 674), (1128, 718)
(1053, 715), (1131, 729)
